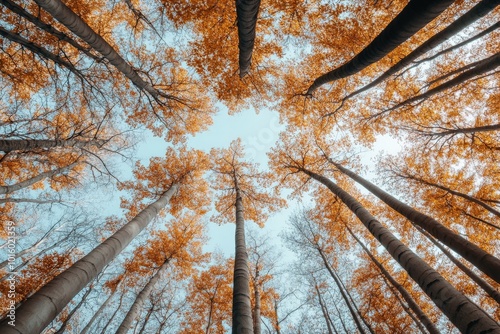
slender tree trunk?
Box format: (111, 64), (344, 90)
(415, 225), (500, 304)
(0, 138), (104, 152)
(205, 296), (215, 334)
(297, 167), (500, 333)
(0, 184), (179, 334)
(273, 300), (281, 334)
(236, 0), (261, 77)
(306, 0), (455, 95)
(115, 259), (170, 334)
(379, 52), (500, 115)
(0, 198), (59, 205)
(0, 162), (78, 195)
(0, 26), (84, 79)
(390, 168), (500, 219)
(137, 302), (155, 334)
(340, 0), (499, 101)
(54, 285), (93, 334)
(0, 0), (102, 62)
(331, 297), (349, 334)
(331, 162), (500, 283)
(345, 226), (439, 334)
(253, 280), (262, 334)
(232, 187), (254, 333)
(101, 292), (125, 334)
(316, 248), (367, 334)
(411, 22), (500, 68)
(80, 289), (117, 334)
(33, 0), (174, 101)
(314, 284), (334, 334)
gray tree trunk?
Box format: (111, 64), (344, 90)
(306, 0), (455, 94)
(115, 259), (170, 334)
(236, 0), (261, 77)
(298, 167), (500, 333)
(0, 184), (178, 334)
(0, 139), (104, 152)
(332, 162), (500, 283)
(232, 187), (254, 333)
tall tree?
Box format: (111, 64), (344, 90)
(235, 0), (261, 77)
(210, 139), (284, 334)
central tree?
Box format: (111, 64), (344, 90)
(210, 139), (284, 333)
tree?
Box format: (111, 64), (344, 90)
(236, 0), (261, 77)
(210, 139), (284, 334)
(0, 146), (209, 334)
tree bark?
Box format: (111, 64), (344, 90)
(0, 26), (85, 79)
(306, 0), (455, 95)
(236, 0), (261, 77)
(0, 138), (104, 152)
(298, 167), (500, 333)
(0, 0), (102, 62)
(332, 162), (500, 283)
(0, 184), (179, 334)
(340, 0), (499, 102)
(415, 225), (500, 304)
(115, 259), (170, 334)
(345, 226), (440, 334)
(378, 52), (500, 115)
(0, 162), (78, 195)
(232, 187), (254, 333)
(253, 279), (262, 334)
(33, 0), (175, 102)
(314, 284), (334, 334)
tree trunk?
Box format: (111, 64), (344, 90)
(253, 280), (262, 334)
(380, 52), (500, 114)
(235, 0), (261, 77)
(0, 0), (102, 62)
(415, 225), (500, 304)
(0, 26), (84, 79)
(0, 162), (78, 195)
(101, 292), (125, 334)
(314, 284), (334, 334)
(115, 259), (170, 334)
(345, 226), (440, 334)
(137, 302), (155, 334)
(316, 247), (367, 334)
(306, 0), (455, 95)
(80, 289), (117, 334)
(342, 0), (499, 101)
(298, 167), (500, 333)
(0, 184), (179, 334)
(332, 162), (500, 283)
(0, 138), (104, 152)
(232, 187), (254, 333)
(33, 0), (173, 101)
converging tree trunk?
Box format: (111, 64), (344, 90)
(80, 288), (118, 334)
(0, 184), (179, 334)
(331, 162), (500, 283)
(306, 0), (455, 95)
(0, 138), (104, 152)
(345, 226), (440, 334)
(252, 270), (262, 334)
(115, 259), (170, 334)
(232, 186), (254, 333)
(235, 0), (261, 77)
(295, 166), (500, 333)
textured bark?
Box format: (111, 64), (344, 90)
(232, 187), (254, 333)
(33, 0), (174, 101)
(253, 279), (262, 334)
(332, 162), (500, 283)
(306, 0), (455, 95)
(415, 225), (500, 304)
(316, 247), (367, 334)
(115, 259), (169, 334)
(80, 289), (117, 334)
(0, 162), (78, 195)
(0, 26), (85, 79)
(0, 184), (178, 334)
(236, 0), (261, 77)
(345, 226), (440, 334)
(341, 0), (499, 102)
(0, 138), (104, 152)
(299, 167), (500, 333)
(379, 52), (500, 115)
(0, 0), (102, 62)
